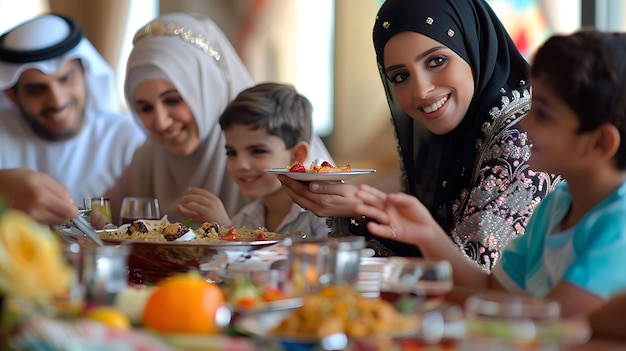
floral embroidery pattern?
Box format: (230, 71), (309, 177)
(451, 88), (560, 272)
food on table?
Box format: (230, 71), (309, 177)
(162, 222), (188, 241)
(85, 305), (132, 331)
(287, 160), (352, 173)
(124, 216), (170, 232)
(114, 285), (155, 325)
(287, 162), (307, 173)
(199, 221), (221, 235)
(99, 219), (285, 243)
(127, 220), (149, 234)
(272, 285), (419, 339)
(143, 271), (226, 334)
(223, 275), (287, 309)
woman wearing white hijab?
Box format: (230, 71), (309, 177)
(108, 13), (333, 224)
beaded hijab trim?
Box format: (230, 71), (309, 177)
(133, 19), (222, 62)
(381, 16), (456, 37)
(132, 18), (232, 98)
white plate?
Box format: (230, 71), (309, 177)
(265, 168), (376, 181)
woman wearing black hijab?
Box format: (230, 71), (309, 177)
(278, 0), (559, 271)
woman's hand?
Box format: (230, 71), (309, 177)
(176, 187), (231, 226)
(354, 184), (441, 247)
(356, 184), (493, 287)
(277, 175), (362, 218)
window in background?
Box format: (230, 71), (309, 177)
(116, 0), (159, 111)
(596, 0), (626, 31)
(295, 0), (334, 137)
(488, 0), (582, 58)
(238, 0), (335, 138)
(0, 0), (47, 34)
(488, 0), (551, 59)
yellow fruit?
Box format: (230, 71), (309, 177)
(85, 306), (132, 331)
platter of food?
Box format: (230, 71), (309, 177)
(98, 217), (290, 252)
(100, 237), (283, 252)
(265, 160), (376, 182)
(265, 168), (376, 182)
(61, 217), (295, 284)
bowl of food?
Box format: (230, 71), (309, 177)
(259, 285), (425, 350)
(63, 217), (292, 285)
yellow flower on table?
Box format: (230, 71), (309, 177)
(0, 209), (72, 304)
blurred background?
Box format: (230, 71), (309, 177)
(1, 0), (625, 193)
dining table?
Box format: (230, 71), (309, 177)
(9, 325), (616, 351)
(6, 223), (625, 351)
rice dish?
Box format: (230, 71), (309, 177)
(99, 220), (285, 243)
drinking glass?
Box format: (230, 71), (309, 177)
(356, 257), (387, 298)
(462, 292), (563, 351)
(380, 257), (454, 303)
(118, 196), (161, 225)
(84, 197), (112, 229)
(285, 236), (365, 295)
(82, 245), (131, 306)
(50, 242), (85, 317)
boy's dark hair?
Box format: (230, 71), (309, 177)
(530, 29), (626, 169)
(219, 82), (313, 149)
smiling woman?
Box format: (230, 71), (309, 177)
(382, 31), (474, 135)
(132, 79), (200, 156)
(362, 0), (561, 263)
(277, 0), (560, 270)
(105, 13), (334, 228)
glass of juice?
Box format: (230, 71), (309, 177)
(84, 197), (113, 228)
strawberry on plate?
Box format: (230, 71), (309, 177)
(287, 162), (307, 173)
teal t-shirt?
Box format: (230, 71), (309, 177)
(494, 180), (626, 299)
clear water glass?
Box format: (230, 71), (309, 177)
(82, 245), (131, 306)
(461, 292), (588, 351)
(286, 236), (365, 295)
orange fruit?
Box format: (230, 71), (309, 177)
(142, 271), (225, 334)
(85, 306), (131, 331)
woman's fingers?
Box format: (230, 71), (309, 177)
(354, 202), (389, 224)
(278, 175), (361, 217)
(355, 187), (387, 210)
(278, 175), (312, 204)
(357, 183), (388, 199)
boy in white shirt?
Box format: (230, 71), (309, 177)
(185, 82), (329, 237)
